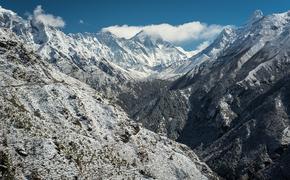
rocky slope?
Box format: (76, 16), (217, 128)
(0, 28), (218, 179)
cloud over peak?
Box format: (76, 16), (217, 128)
(33, 5), (65, 28)
(102, 22), (224, 46)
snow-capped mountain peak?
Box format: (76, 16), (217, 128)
(248, 9), (264, 24)
(0, 6), (27, 33)
(192, 26), (236, 60)
(0, 6), (18, 20)
(131, 30), (163, 45)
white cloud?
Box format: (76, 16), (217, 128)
(79, 19), (84, 24)
(33, 5), (65, 28)
(196, 41), (211, 51)
(190, 41), (211, 55)
(102, 25), (142, 39)
(102, 22), (224, 46)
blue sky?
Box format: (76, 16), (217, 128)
(1, 0), (289, 50)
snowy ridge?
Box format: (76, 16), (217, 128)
(0, 6), (192, 80)
(176, 10), (290, 80)
(155, 26), (237, 79)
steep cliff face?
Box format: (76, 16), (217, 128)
(175, 12), (290, 179)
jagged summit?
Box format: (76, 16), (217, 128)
(0, 5), (17, 17)
(190, 26), (236, 61)
(0, 6), (25, 31)
(131, 30), (164, 45)
(248, 9), (264, 24)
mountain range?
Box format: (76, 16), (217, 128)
(0, 6), (290, 180)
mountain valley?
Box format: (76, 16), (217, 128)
(0, 6), (290, 180)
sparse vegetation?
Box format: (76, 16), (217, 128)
(0, 151), (15, 180)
